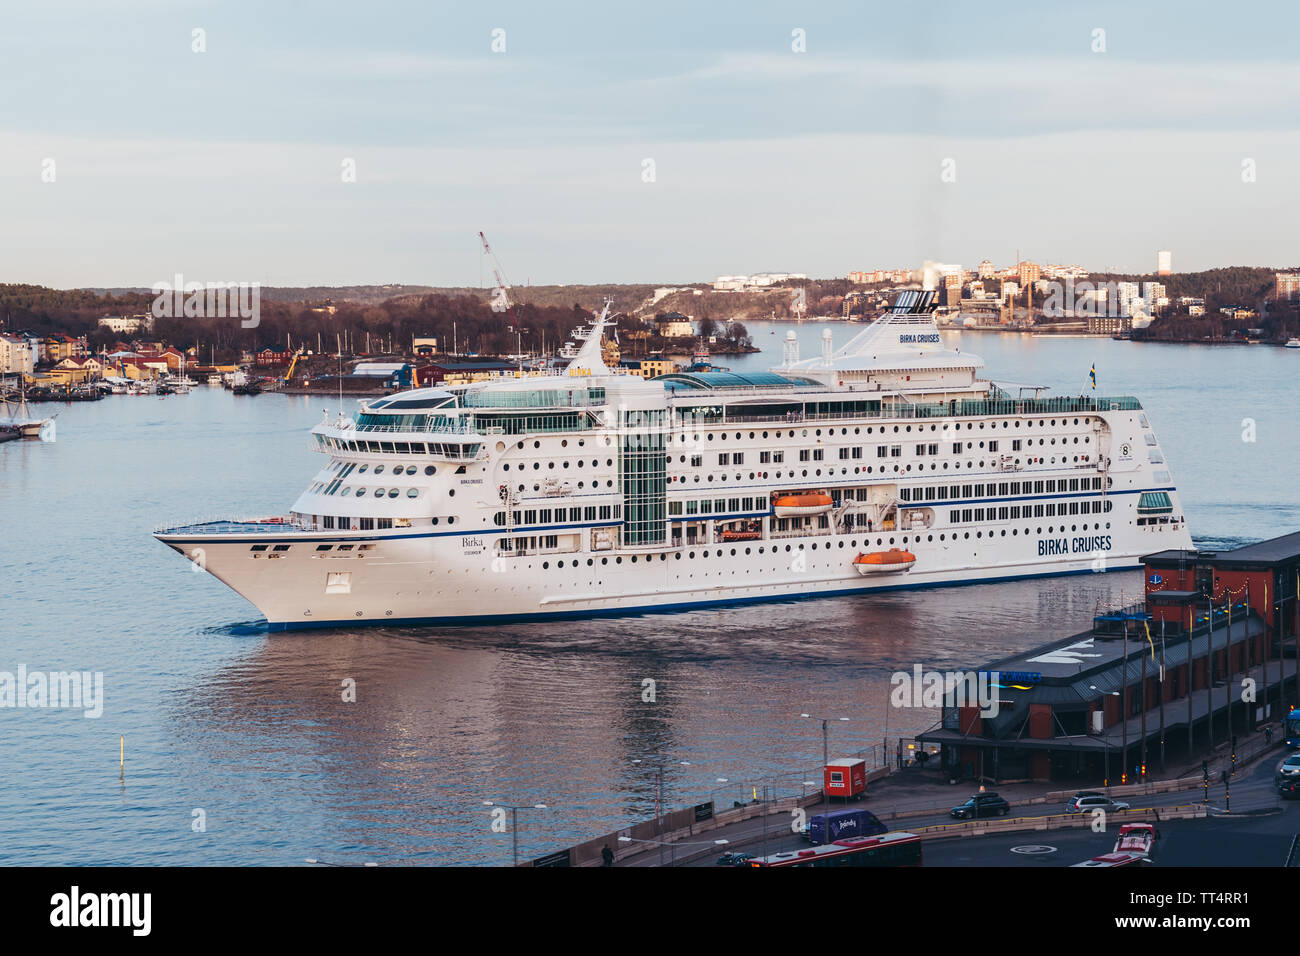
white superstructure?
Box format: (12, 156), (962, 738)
(156, 294), (1193, 630)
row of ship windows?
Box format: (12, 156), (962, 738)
(503, 459), (614, 471)
(948, 500), (1112, 523)
(508, 480), (617, 493)
(494, 505), (622, 525)
(664, 419), (1098, 444)
(318, 436), (480, 457)
(669, 497), (764, 516)
(327, 462), (437, 477)
(697, 436), (1089, 468)
(518, 522), (1115, 567)
(900, 476), (1106, 502)
(248, 518), (1121, 558)
(667, 456), (1093, 484)
(483, 419), (1099, 453)
(320, 517), (398, 530)
(313, 485), (425, 499)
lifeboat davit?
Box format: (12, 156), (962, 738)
(853, 548), (916, 575)
(773, 492), (833, 517)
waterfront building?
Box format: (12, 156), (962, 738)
(617, 357), (676, 380)
(713, 273), (807, 291)
(1088, 315), (1132, 335)
(0, 333), (35, 376)
(1115, 282), (1142, 316)
(921, 530), (1300, 783)
(96, 314), (154, 335)
(654, 313), (695, 338)
(1276, 273), (1300, 302)
(418, 359), (517, 385)
(42, 333), (87, 364)
(45, 357), (103, 386)
(350, 362), (415, 391)
(255, 347), (291, 367)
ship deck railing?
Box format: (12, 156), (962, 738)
(350, 421), (479, 435)
(676, 395), (1141, 426)
(768, 526), (835, 540)
(154, 516), (315, 536)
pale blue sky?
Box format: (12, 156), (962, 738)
(3, 0), (1299, 287)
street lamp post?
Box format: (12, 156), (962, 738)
(1091, 686), (1121, 793)
(482, 801), (549, 867)
(801, 713), (850, 819)
(631, 758), (691, 867)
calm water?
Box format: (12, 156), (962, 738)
(1, 330), (1296, 865)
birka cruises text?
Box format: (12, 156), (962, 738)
(1037, 534), (1113, 557)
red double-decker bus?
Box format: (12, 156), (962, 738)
(746, 831), (923, 868)
(1069, 852), (1146, 868)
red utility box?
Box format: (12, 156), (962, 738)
(824, 758), (867, 799)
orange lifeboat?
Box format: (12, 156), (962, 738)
(852, 548), (916, 575)
(773, 492), (833, 517)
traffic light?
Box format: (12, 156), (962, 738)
(1202, 760), (1209, 779)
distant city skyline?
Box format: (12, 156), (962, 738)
(5, 1), (1300, 288)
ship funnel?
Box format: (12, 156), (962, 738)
(821, 328), (833, 366)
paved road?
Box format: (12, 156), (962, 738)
(657, 752), (1295, 867)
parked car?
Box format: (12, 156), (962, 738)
(1276, 754), (1300, 782)
(950, 792), (1011, 819)
(715, 852), (754, 866)
(1065, 794), (1130, 814)
(1279, 777), (1300, 800)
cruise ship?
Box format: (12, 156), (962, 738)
(155, 292), (1193, 629)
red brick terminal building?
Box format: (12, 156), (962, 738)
(919, 532), (1300, 784)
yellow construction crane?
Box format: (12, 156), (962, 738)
(283, 348), (305, 383)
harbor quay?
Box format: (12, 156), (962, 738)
(533, 528), (1300, 867)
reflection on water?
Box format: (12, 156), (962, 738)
(1, 329), (1296, 863)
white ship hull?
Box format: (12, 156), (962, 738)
(159, 519), (1178, 630)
